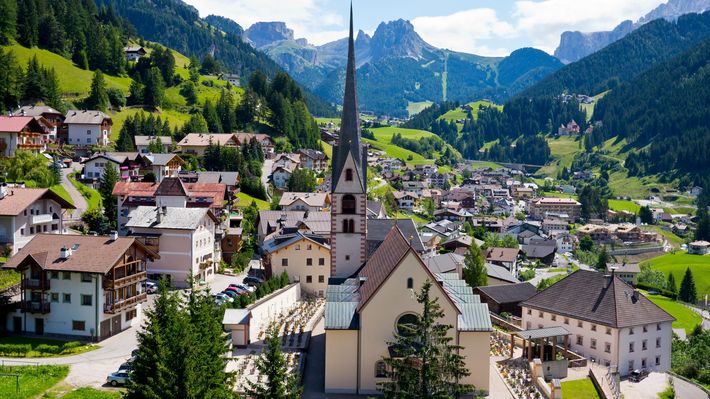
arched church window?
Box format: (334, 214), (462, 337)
(342, 194), (356, 214)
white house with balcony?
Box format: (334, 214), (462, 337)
(125, 206), (219, 287)
(64, 110), (112, 147)
(0, 185), (75, 255)
(2, 234), (157, 340)
(520, 270), (675, 376)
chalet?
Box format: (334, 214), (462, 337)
(279, 192), (331, 212)
(688, 240), (710, 255)
(134, 135), (173, 153)
(62, 110), (112, 147)
(297, 149), (329, 172)
(3, 234), (157, 340)
(606, 263), (641, 285)
(485, 247), (520, 275)
(0, 116), (45, 156)
(391, 191), (417, 210)
(124, 46), (147, 62)
(219, 73), (241, 86)
(16, 106), (64, 143)
(177, 133), (239, 156)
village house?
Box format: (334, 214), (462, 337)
(134, 135), (173, 153)
(521, 270), (675, 375)
(257, 210), (331, 243)
(511, 185), (534, 200)
(402, 180), (427, 196)
(177, 171), (240, 198)
(688, 240), (710, 255)
(0, 116), (45, 156)
(555, 232), (578, 253)
(219, 73), (241, 86)
(279, 192), (331, 212)
(542, 217), (568, 235)
(529, 197), (581, 221)
(112, 177), (227, 235)
(576, 223), (658, 245)
(62, 110), (112, 147)
(262, 231), (330, 297)
(176, 133), (239, 156)
(140, 153), (185, 182)
(124, 46), (147, 62)
(324, 228), (492, 395)
(606, 263), (641, 285)
(0, 185), (75, 255)
(297, 149), (329, 172)
(81, 152), (143, 182)
(125, 206), (219, 287)
(15, 105), (64, 143)
(485, 247), (520, 275)
(271, 163), (298, 190)
(558, 120), (580, 136)
(392, 191), (417, 211)
(3, 234), (157, 340)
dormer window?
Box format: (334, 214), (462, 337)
(345, 168), (353, 181)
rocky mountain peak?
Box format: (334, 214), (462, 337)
(245, 22), (294, 49)
(369, 19), (435, 61)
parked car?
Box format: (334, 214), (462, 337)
(629, 369), (649, 382)
(145, 281), (158, 294)
(107, 371), (130, 386)
(225, 286), (248, 296)
(243, 276), (264, 287)
(221, 290), (240, 299)
(228, 283), (255, 293)
(118, 362), (132, 372)
(214, 293), (233, 303)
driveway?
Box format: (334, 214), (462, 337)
(61, 164), (87, 221)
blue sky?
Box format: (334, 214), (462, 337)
(184, 0), (667, 56)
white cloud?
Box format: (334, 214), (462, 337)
(412, 8), (515, 56)
(512, 0), (665, 53)
(183, 0), (345, 45)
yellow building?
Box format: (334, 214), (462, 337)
(263, 231), (330, 297)
(324, 227), (492, 395)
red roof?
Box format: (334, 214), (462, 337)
(112, 182), (159, 197)
(0, 116), (36, 132)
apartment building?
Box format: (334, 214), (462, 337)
(521, 270), (674, 376)
(3, 234), (156, 340)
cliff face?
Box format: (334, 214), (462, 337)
(244, 22), (294, 49)
(554, 0), (710, 63)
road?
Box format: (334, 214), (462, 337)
(61, 164), (87, 221)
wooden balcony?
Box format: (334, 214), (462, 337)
(104, 271), (147, 290)
(20, 301), (50, 314)
(104, 292), (147, 314)
(22, 278), (50, 290)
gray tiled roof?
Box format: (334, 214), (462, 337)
(521, 270), (675, 328)
(126, 206), (213, 230)
(367, 218), (424, 254)
(475, 282), (537, 305)
(64, 110), (110, 124)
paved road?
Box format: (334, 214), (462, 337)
(673, 376), (710, 399)
(61, 164), (87, 221)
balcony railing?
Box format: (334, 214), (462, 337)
(20, 301), (50, 314)
(104, 271), (147, 290)
(104, 292), (147, 314)
(30, 214), (53, 225)
(22, 279), (50, 290)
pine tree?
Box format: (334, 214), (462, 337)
(667, 273), (677, 294)
(595, 246), (611, 271)
(86, 70), (109, 111)
(203, 99), (222, 133)
(217, 90), (235, 133)
(99, 165), (119, 228)
(179, 81), (197, 105)
(379, 280), (473, 398)
(696, 209), (710, 242)
(246, 327), (301, 399)
(147, 137), (164, 154)
(41, 67), (62, 111)
(679, 267), (697, 303)
(287, 168), (316, 192)
(115, 126), (135, 152)
(0, 49), (22, 113)
(142, 67), (165, 108)
(16, 0), (39, 48)
(463, 241), (487, 288)
(0, 0), (17, 44)
(23, 56), (44, 102)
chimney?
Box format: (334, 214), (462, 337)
(110, 231), (118, 241)
(358, 276), (367, 287)
(60, 246), (72, 259)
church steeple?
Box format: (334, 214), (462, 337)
(332, 2), (365, 193)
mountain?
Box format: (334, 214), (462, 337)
(249, 19), (563, 117)
(96, 0), (336, 116)
(244, 22), (295, 48)
(591, 36), (710, 175)
(204, 15), (244, 37)
(521, 12), (710, 98)
(554, 0), (710, 63)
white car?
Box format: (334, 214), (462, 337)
(145, 281), (158, 294)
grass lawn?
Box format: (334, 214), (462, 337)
(642, 292), (702, 334)
(59, 388), (123, 399)
(0, 270), (20, 291)
(320, 140), (332, 161)
(641, 252), (710, 301)
(49, 184), (74, 207)
(0, 336), (98, 358)
(235, 192), (270, 210)
(538, 136), (583, 177)
(5, 43), (132, 96)
(109, 108), (190, 142)
(68, 175), (102, 212)
(406, 101), (433, 117)
(366, 126), (460, 166)
(468, 160), (503, 170)
(641, 225), (684, 247)
(541, 191), (578, 199)
(0, 365), (68, 399)
(394, 211), (430, 225)
(561, 378), (600, 399)
(438, 100), (502, 122)
(364, 138), (432, 165)
(608, 199), (640, 214)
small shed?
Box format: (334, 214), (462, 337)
(474, 282), (537, 317)
(222, 308), (251, 348)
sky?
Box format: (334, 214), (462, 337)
(183, 0), (668, 56)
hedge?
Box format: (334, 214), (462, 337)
(0, 343), (32, 356)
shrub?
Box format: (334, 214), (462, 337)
(0, 343), (32, 355)
(35, 344), (60, 354)
(62, 341), (82, 351)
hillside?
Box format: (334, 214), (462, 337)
(245, 19), (562, 117)
(522, 12), (710, 98)
(364, 126), (459, 166)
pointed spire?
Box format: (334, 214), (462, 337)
(332, 1), (364, 192)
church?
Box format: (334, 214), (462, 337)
(323, 6), (492, 395)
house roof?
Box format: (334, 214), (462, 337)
(0, 187), (75, 216)
(154, 177), (188, 197)
(233, 132), (273, 144)
(16, 105), (63, 117)
(279, 192), (330, 207)
(262, 231), (330, 253)
(142, 153), (183, 167)
(607, 263), (641, 274)
(476, 282), (537, 305)
(112, 182), (159, 197)
(423, 253), (462, 274)
(258, 211), (331, 235)
(222, 308), (250, 325)
(366, 200), (384, 217)
(3, 234), (157, 273)
(0, 116), (37, 132)
(486, 263), (519, 284)
(297, 148), (327, 160)
(520, 270), (675, 328)
(83, 152), (140, 165)
(124, 46), (147, 54)
(134, 135), (173, 146)
(367, 219), (425, 254)
(125, 206), (218, 230)
(522, 244), (556, 259)
(485, 247), (520, 263)
(64, 110), (111, 125)
(178, 133), (237, 147)
(533, 197), (581, 206)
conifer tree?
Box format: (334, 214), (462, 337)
(0, 0), (17, 44)
(115, 126), (135, 152)
(667, 273), (677, 294)
(463, 241), (487, 288)
(41, 67), (62, 111)
(23, 56), (44, 102)
(142, 67), (165, 108)
(17, 0), (39, 48)
(147, 137), (164, 154)
(679, 267), (697, 303)
(246, 327), (302, 399)
(99, 164), (119, 228)
(203, 99), (222, 133)
(379, 280), (472, 398)
(86, 70), (109, 111)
